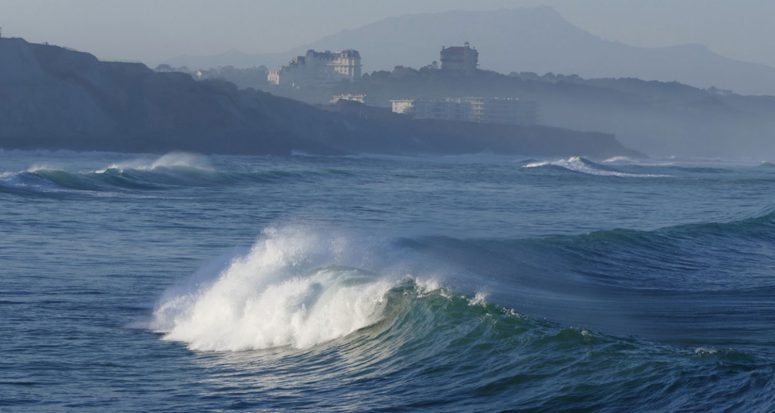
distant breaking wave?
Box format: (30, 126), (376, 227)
(93, 152), (214, 173)
(523, 156), (669, 177)
(601, 156), (676, 166)
(602, 156), (640, 164)
(0, 153), (346, 196)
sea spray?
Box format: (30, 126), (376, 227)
(151, 226), (407, 351)
(96, 152), (214, 173)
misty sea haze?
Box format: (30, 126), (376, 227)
(2, 150), (774, 411)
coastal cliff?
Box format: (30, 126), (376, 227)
(0, 38), (635, 157)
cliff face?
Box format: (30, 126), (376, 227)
(0, 38), (327, 154)
(0, 38), (635, 157)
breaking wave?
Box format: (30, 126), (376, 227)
(94, 152), (214, 173)
(151, 226), (440, 351)
(0, 153), (344, 195)
(152, 209), (775, 354)
(602, 155), (640, 164)
(143, 216), (775, 410)
(523, 156), (669, 177)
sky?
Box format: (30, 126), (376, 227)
(1, 0), (774, 67)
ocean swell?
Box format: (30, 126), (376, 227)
(146, 224), (775, 411)
(151, 209), (775, 352)
(0, 153), (344, 195)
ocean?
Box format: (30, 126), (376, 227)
(1, 150), (774, 412)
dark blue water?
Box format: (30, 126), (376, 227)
(2, 151), (774, 412)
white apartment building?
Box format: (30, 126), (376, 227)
(268, 49), (362, 88)
(391, 97), (539, 126)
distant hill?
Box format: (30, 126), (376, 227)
(169, 7), (775, 96)
(0, 37), (633, 158)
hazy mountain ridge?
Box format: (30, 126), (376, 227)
(0, 37), (633, 157)
(167, 7), (775, 96)
(307, 7), (775, 96)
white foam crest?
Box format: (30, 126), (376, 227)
(523, 160), (552, 168)
(524, 156), (667, 177)
(694, 347), (718, 356)
(603, 156), (680, 167)
(468, 291), (488, 307)
(151, 226), (397, 351)
(602, 156), (637, 164)
(26, 163), (60, 173)
(95, 152), (213, 173)
(0, 164), (61, 181)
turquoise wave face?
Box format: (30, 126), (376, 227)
(399, 211), (775, 348)
(2, 151), (775, 412)
(150, 271), (775, 412)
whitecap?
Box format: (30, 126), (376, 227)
(523, 156), (669, 178)
(151, 226), (397, 351)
